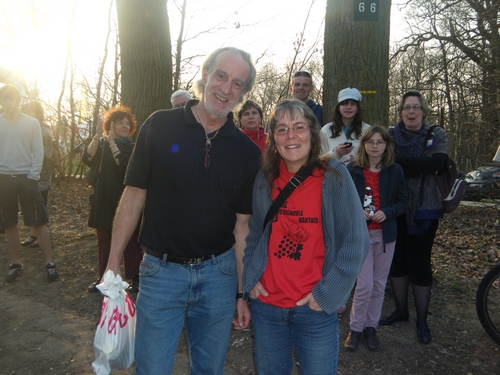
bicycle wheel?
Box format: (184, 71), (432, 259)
(476, 264), (500, 345)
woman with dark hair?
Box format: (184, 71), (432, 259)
(344, 126), (408, 351)
(379, 91), (447, 345)
(20, 101), (53, 248)
(243, 99), (369, 374)
(238, 100), (267, 153)
(82, 105), (142, 293)
(320, 87), (371, 163)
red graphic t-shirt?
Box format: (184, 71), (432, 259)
(363, 169), (382, 230)
(259, 160), (325, 308)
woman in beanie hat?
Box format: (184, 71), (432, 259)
(320, 87), (371, 164)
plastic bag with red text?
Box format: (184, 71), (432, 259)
(92, 270), (136, 375)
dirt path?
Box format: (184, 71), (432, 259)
(0, 179), (499, 374)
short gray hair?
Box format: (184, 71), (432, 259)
(170, 90), (192, 105)
(194, 47), (256, 102)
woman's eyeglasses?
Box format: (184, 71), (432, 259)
(274, 124), (309, 136)
(402, 105), (422, 112)
(364, 141), (387, 147)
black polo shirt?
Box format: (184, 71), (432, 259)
(125, 100), (262, 257)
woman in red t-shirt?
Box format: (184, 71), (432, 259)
(243, 99), (369, 374)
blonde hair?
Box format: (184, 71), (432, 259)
(354, 126), (395, 169)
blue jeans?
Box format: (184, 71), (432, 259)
(135, 249), (237, 375)
(250, 298), (339, 375)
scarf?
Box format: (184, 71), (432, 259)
(393, 121), (442, 234)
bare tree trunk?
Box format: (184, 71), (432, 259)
(116, 0), (172, 128)
(173, 0), (188, 96)
(324, 0), (391, 126)
(92, 0), (115, 136)
(68, 65), (76, 178)
(56, 3), (76, 179)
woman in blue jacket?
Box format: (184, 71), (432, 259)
(344, 126), (408, 351)
(243, 99), (369, 374)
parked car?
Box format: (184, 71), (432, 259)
(464, 164), (500, 200)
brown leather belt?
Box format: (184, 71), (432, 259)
(145, 247), (214, 265)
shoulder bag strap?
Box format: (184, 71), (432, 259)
(263, 160), (319, 230)
(97, 139), (106, 176)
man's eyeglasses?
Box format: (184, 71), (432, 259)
(274, 124), (309, 136)
(402, 105), (422, 112)
(364, 141), (387, 147)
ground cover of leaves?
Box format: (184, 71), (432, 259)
(0, 178), (499, 374)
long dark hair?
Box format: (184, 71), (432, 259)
(263, 99), (338, 189)
(328, 101), (364, 140)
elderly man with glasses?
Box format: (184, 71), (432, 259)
(104, 47), (261, 374)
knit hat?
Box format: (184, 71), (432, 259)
(337, 87), (362, 103)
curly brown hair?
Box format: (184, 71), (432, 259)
(102, 105), (137, 136)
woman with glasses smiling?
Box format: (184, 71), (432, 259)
(379, 90), (448, 346)
(320, 87), (371, 164)
(344, 126), (408, 352)
(242, 99), (369, 374)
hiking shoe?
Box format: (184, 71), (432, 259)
(88, 279), (100, 293)
(46, 263), (59, 282)
(21, 235), (37, 247)
(363, 327), (380, 350)
(6, 263), (24, 283)
(345, 330), (362, 351)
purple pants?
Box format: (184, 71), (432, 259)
(349, 229), (395, 332)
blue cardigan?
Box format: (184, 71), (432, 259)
(347, 162), (408, 244)
(242, 159), (369, 314)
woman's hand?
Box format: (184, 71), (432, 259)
(336, 143), (353, 157)
(371, 210), (386, 222)
(249, 281), (268, 299)
(296, 292), (323, 311)
(107, 122), (115, 143)
(364, 210), (371, 221)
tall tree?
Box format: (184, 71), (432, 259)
(116, 0), (172, 126)
(393, 0), (500, 164)
(324, 0), (391, 126)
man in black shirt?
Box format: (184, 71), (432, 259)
(105, 47), (261, 374)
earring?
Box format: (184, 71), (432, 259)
(273, 147), (277, 153)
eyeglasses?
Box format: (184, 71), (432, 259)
(364, 141), (387, 147)
(274, 124), (309, 136)
(402, 105), (422, 112)
(205, 139), (211, 170)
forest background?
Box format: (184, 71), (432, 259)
(0, 0), (499, 177)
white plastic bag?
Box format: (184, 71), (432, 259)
(92, 270), (136, 375)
